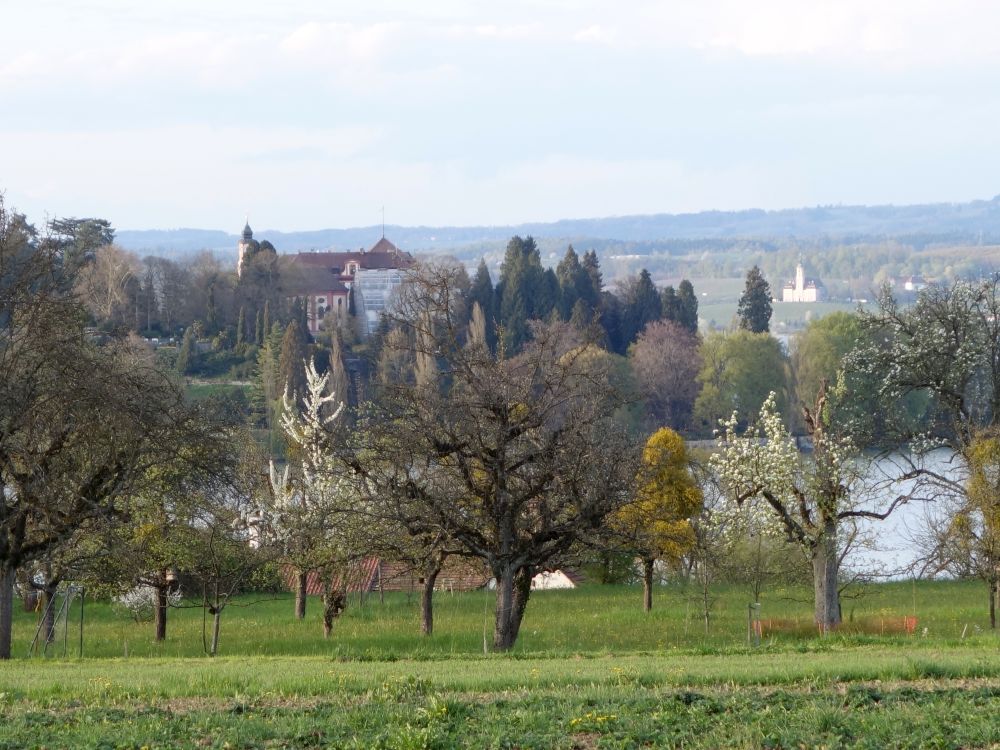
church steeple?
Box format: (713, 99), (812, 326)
(237, 217), (254, 277)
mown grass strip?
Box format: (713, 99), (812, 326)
(5, 647), (1000, 703)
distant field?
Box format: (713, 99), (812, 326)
(665, 276), (861, 331)
(7, 581), (1000, 748)
(698, 299), (861, 331)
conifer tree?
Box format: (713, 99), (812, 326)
(206, 280), (218, 332)
(738, 266), (772, 333)
(279, 320), (310, 406)
(661, 285), (679, 323)
(539, 267), (559, 321)
(255, 309), (264, 346)
(556, 245), (595, 321)
(677, 279), (699, 334)
(328, 329), (350, 408)
(468, 259), (497, 350)
(175, 326), (195, 375)
(263, 300), (272, 339)
(601, 291), (626, 354)
(569, 298), (591, 329)
(498, 235), (545, 354)
(621, 269), (662, 346)
(581, 249), (603, 306)
(236, 306), (247, 349)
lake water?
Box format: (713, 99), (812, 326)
(848, 449), (965, 577)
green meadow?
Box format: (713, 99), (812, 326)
(4, 581), (1000, 748)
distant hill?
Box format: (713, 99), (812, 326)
(115, 196), (1000, 261)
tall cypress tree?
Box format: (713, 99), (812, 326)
(206, 281), (218, 332)
(278, 320), (309, 405)
(661, 285), (680, 323)
(621, 269), (662, 346)
(677, 279), (699, 334)
(738, 266), (773, 333)
(556, 245), (583, 320)
(255, 309), (264, 347)
(328, 329), (350, 406)
(498, 235), (545, 354)
(581, 250), (603, 307)
(538, 267), (559, 321)
(236, 306), (247, 349)
(601, 291), (626, 354)
(175, 327), (195, 375)
(468, 259), (497, 351)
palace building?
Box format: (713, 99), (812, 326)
(286, 237), (414, 335)
(236, 222), (415, 336)
(781, 262), (826, 303)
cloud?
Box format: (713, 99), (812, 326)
(278, 21), (400, 63)
(3, 1), (1000, 231)
(657, 0), (1000, 67)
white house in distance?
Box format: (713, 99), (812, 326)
(782, 262), (826, 302)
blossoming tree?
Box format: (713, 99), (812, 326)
(711, 386), (912, 631)
(272, 359), (355, 635)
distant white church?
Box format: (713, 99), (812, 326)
(782, 262), (826, 303)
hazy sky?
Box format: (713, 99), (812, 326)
(2, 1), (999, 231)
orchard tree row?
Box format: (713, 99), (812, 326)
(5, 196), (1000, 660)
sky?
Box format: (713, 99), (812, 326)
(2, 1), (1000, 232)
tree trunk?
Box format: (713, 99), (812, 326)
(322, 589), (346, 638)
(493, 565), (533, 651)
(493, 566), (517, 651)
(642, 558), (654, 612)
(294, 570), (308, 620)
(811, 524), (842, 633)
(701, 566), (711, 635)
(0, 565), (14, 660)
(421, 566), (441, 637)
(210, 608), (222, 656)
(154, 585), (168, 642)
(990, 578), (997, 630)
(509, 566), (533, 645)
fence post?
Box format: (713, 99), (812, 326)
(748, 602), (761, 647)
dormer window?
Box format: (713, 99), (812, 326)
(347, 262), (358, 275)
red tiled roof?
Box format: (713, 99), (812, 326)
(288, 237), (413, 274)
(283, 266), (351, 296)
(283, 557), (491, 595)
(369, 237), (401, 254)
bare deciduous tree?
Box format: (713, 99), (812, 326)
(344, 263), (638, 651)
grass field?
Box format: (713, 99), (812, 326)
(660, 276), (861, 331)
(5, 581), (1000, 748)
(10, 580), (999, 659)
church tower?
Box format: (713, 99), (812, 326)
(237, 219), (253, 277)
